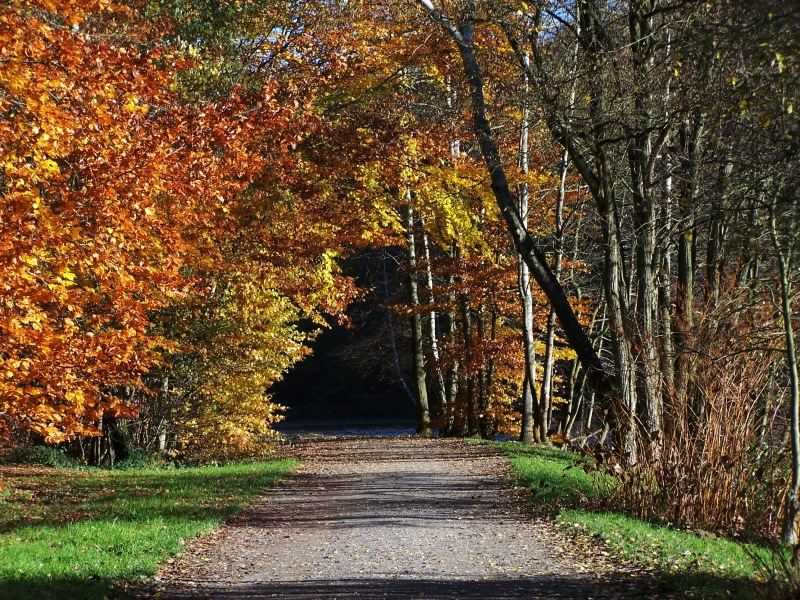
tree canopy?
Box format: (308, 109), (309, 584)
(2, 0), (799, 545)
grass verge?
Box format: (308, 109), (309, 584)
(480, 440), (772, 599)
(0, 458), (297, 599)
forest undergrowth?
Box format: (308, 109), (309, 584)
(483, 440), (784, 599)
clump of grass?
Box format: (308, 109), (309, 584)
(479, 440), (600, 506)
(743, 546), (800, 599)
(484, 440), (771, 598)
(558, 511), (770, 598)
(0, 459), (297, 599)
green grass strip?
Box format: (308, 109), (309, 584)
(480, 440), (773, 599)
(0, 459), (297, 599)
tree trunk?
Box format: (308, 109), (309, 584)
(657, 27), (675, 411)
(406, 201), (431, 436)
(485, 303), (498, 436)
(442, 81), (461, 436)
(477, 303), (490, 437)
(516, 58), (539, 444)
(705, 159), (731, 306)
(460, 293), (477, 436)
(421, 219), (448, 420)
(417, 1), (613, 400)
(563, 365), (585, 436)
(564, 289), (605, 436)
(658, 152), (675, 400)
(445, 241), (460, 434)
(539, 147), (567, 441)
(628, 0), (662, 452)
(675, 115), (703, 415)
(158, 375), (169, 451)
(770, 206), (800, 546)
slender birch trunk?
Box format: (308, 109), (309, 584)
(516, 53), (539, 444)
(657, 28), (675, 408)
(406, 201), (431, 435)
(541, 4), (579, 437)
(445, 241), (460, 434)
(421, 218), (448, 420)
(769, 206), (800, 546)
(476, 303), (488, 437)
(460, 293), (477, 436)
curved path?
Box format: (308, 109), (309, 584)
(143, 437), (659, 599)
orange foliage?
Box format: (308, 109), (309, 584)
(0, 1), (303, 442)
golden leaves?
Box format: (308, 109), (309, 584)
(0, 0), (305, 444)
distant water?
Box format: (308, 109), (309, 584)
(275, 418), (418, 438)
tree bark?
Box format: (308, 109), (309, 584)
(406, 201), (432, 435)
(705, 159), (731, 306)
(540, 147), (567, 441)
(770, 206), (800, 546)
(445, 241), (460, 434)
(421, 218), (448, 420)
(675, 115), (703, 414)
(516, 56), (539, 444)
(628, 0), (662, 451)
(499, 0), (639, 462)
(460, 292), (477, 436)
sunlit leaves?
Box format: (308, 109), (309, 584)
(0, 0), (296, 442)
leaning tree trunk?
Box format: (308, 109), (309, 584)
(406, 201), (432, 436)
(417, 1), (613, 402)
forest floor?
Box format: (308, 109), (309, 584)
(140, 436), (666, 599)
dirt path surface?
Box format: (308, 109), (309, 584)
(142, 437), (660, 599)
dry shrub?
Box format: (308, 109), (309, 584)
(610, 291), (789, 540)
(746, 546), (800, 599)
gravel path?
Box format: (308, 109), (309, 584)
(142, 437), (662, 599)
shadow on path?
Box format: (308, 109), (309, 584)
(154, 575), (665, 599)
(140, 438), (682, 599)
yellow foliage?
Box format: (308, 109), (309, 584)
(173, 273), (309, 462)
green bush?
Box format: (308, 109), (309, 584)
(114, 448), (169, 470)
(7, 445), (78, 468)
